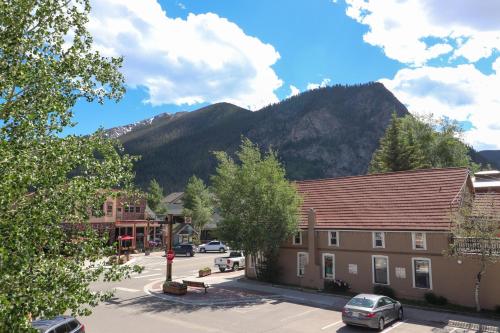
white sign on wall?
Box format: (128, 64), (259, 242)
(395, 267), (406, 279)
(348, 264), (358, 274)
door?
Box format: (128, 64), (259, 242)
(207, 241), (219, 251)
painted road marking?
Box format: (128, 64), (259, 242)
(133, 273), (161, 279)
(115, 287), (140, 292)
(279, 309), (318, 322)
(381, 320), (407, 333)
(321, 320), (343, 330)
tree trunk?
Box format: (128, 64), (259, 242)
(474, 260), (486, 312)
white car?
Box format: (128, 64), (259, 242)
(198, 240), (227, 253)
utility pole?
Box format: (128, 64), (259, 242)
(166, 214), (174, 281)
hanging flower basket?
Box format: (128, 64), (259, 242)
(163, 281), (187, 295)
(198, 267), (212, 277)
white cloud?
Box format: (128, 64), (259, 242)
(287, 85), (300, 98)
(380, 59), (500, 150)
(307, 78), (331, 90)
(344, 0), (500, 65)
(88, 0), (282, 110)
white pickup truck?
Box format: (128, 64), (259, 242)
(214, 251), (245, 272)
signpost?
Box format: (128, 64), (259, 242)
(165, 214), (173, 281)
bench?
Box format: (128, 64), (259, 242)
(183, 280), (210, 294)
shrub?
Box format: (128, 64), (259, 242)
(373, 285), (396, 298)
(424, 292), (448, 305)
(324, 279), (350, 293)
(199, 267), (211, 272)
(163, 281), (186, 289)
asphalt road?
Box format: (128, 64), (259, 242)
(82, 252), (500, 333)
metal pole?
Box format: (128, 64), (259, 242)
(166, 214), (173, 282)
(145, 220), (150, 255)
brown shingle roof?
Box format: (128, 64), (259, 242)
(296, 168), (470, 231)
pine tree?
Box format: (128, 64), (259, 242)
(369, 113), (411, 173)
(147, 179), (166, 214)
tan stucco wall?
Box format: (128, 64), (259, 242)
(246, 230), (500, 310)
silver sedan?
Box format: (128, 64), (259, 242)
(341, 294), (404, 331)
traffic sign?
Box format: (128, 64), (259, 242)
(167, 249), (175, 262)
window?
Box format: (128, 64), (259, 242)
(372, 255), (389, 285)
(322, 253), (335, 280)
(106, 203), (113, 216)
(328, 231), (339, 246)
(54, 323), (70, 333)
(67, 320), (79, 330)
(124, 206), (129, 213)
(135, 206), (141, 213)
(412, 232), (427, 250)
(373, 232), (385, 248)
(297, 252), (308, 277)
(413, 258), (432, 289)
(293, 231), (302, 245)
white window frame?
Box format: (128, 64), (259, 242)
(412, 257), (433, 290)
(372, 255), (390, 285)
(321, 253), (335, 280)
(412, 232), (427, 250)
(297, 252), (309, 277)
(328, 230), (340, 247)
(293, 231), (302, 245)
(372, 231), (386, 248)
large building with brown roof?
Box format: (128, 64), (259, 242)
(246, 168), (500, 309)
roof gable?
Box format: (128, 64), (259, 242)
(296, 168), (470, 231)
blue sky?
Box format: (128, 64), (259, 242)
(72, 0), (500, 150)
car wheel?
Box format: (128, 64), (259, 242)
(190, 251), (194, 257)
(398, 308), (404, 321)
(219, 267), (226, 272)
(200, 248), (206, 253)
(378, 318), (385, 331)
(233, 263), (239, 271)
(219, 247), (225, 253)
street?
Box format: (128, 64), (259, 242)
(83, 252), (500, 333)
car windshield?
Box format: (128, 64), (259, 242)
(347, 297), (375, 308)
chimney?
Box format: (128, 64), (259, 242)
(308, 208), (316, 266)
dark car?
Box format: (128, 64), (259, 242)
(32, 316), (84, 333)
(342, 294), (403, 331)
(173, 244), (195, 257)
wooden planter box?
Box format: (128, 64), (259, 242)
(163, 284), (187, 295)
(198, 269), (211, 277)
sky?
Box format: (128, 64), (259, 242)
(71, 0), (500, 150)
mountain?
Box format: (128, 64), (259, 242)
(105, 112), (184, 139)
(478, 150), (500, 169)
(116, 82), (413, 191)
